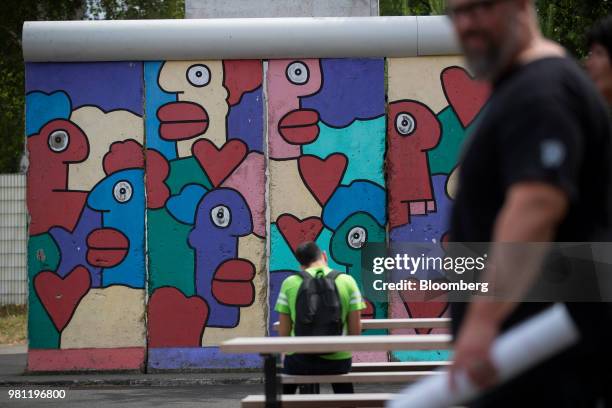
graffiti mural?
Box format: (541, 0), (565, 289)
(24, 55), (488, 372)
(25, 62), (147, 371)
(386, 56), (489, 361)
(145, 59), (266, 369)
(267, 58), (387, 362)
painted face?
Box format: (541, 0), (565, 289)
(86, 168), (145, 287)
(26, 119), (90, 236)
(586, 43), (612, 102)
(189, 189), (253, 242)
(158, 61), (229, 156)
(188, 188), (254, 328)
(330, 212), (385, 320)
(267, 59), (322, 159)
(330, 212), (385, 278)
(387, 100), (441, 227)
(33, 119), (89, 165)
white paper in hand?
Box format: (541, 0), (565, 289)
(388, 304), (580, 408)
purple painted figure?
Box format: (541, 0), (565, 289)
(228, 87), (264, 153)
(301, 58), (385, 127)
(26, 62), (143, 115)
(49, 206), (103, 286)
(188, 188), (253, 328)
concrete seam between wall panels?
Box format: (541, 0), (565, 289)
(262, 60), (271, 337)
(142, 62), (150, 373)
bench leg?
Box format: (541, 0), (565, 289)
(262, 353), (280, 408)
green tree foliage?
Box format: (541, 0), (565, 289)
(0, 0), (184, 173)
(380, 0), (612, 57)
(0, 0), (85, 173)
(538, 0), (612, 58)
(87, 0), (184, 20)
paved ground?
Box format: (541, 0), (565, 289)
(0, 346), (407, 407)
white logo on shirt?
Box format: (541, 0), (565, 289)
(541, 139), (565, 168)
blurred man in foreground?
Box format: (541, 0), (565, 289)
(447, 0), (612, 406)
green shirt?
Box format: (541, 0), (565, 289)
(274, 265), (366, 360)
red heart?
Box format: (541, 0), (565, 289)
(213, 259), (256, 306)
(398, 280), (448, 334)
(298, 154), (347, 205)
(441, 66), (490, 128)
(34, 266), (91, 332)
(276, 214), (324, 253)
(147, 287), (209, 348)
(192, 139), (248, 187)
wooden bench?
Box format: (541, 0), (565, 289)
(272, 317), (451, 332)
(241, 393), (394, 408)
(220, 334), (452, 407)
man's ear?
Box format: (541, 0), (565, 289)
(322, 251), (328, 263)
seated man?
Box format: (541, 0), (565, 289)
(274, 241), (365, 394)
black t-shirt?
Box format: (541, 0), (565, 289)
(450, 57), (612, 333)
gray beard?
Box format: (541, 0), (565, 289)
(465, 17), (521, 81)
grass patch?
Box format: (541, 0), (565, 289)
(0, 304), (27, 345)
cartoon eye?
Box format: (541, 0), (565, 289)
(286, 61), (309, 85)
(347, 226), (367, 249)
(395, 112), (415, 136)
(186, 64), (211, 87)
(48, 130), (69, 152)
(113, 180), (133, 203)
(211, 205), (231, 228)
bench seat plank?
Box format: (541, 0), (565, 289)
(272, 318), (450, 331)
(241, 393), (395, 408)
(361, 318), (450, 330)
(281, 370), (441, 384)
(221, 334), (452, 354)
(351, 361), (451, 372)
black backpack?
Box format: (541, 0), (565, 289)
(294, 269), (343, 336)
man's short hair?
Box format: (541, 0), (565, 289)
(295, 241), (322, 267)
(587, 15), (612, 57)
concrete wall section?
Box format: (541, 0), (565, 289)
(145, 60), (267, 369)
(22, 21), (489, 371)
(386, 56), (490, 361)
(25, 62), (147, 371)
(267, 58), (387, 362)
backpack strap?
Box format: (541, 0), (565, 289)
(295, 269), (342, 280)
(295, 269), (312, 282)
(326, 270), (342, 281)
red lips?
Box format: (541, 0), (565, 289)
(278, 109), (320, 144)
(158, 102), (209, 141)
(212, 259), (256, 307)
(86, 228), (129, 268)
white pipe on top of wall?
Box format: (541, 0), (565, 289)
(22, 16), (460, 62)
